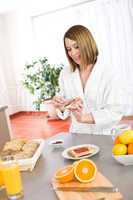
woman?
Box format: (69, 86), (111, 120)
(51, 25), (126, 134)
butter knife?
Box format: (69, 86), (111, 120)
(54, 186), (118, 193)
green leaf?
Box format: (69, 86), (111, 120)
(22, 57), (63, 110)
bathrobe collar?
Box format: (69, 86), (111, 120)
(73, 62), (98, 98)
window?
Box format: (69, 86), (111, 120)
(32, 1), (101, 65)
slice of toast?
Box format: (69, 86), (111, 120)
(68, 146), (94, 158)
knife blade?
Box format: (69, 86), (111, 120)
(54, 186), (118, 193)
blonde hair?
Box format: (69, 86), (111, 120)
(64, 25), (98, 71)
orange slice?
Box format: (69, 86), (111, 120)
(54, 165), (74, 183)
(74, 159), (97, 183)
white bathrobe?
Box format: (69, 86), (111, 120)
(57, 62), (127, 134)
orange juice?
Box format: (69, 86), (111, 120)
(0, 167), (4, 187)
(2, 163), (23, 196)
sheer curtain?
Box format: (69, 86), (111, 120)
(33, 0), (133, 113)
(0, 11), (35, 114)
(98, 0), (133, 114)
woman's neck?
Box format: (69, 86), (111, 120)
(79, 64), (93, 73)
(79, 64), (94, 91)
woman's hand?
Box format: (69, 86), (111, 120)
(70, 98), (84, 122)
(52, 96), (74, 112)
(68, 97), (95, 124)
(52, 96), (67, 112)
(68, 97), (85, 122)
(72, 110), (95, 124)
(72, 111), (87, 123)
(52, 96), (65, 108)
(67, 97), (83, 112)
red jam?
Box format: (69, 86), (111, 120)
(52, 141), (63, 144)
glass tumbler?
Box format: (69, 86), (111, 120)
(0, 163), (4, 190)
(1, 159), (23, 199)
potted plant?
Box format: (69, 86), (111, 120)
(22, 57), (63, 110)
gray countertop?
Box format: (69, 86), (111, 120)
(1, 133), (133, 200)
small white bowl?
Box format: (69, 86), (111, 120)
(112, 154), (133, 166)
(49, 140), (64, 148)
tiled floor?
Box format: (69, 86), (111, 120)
(10, 112), (70, 139)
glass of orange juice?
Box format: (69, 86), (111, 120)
(1, 158), (23, 199)
(0, 165), (4, 190)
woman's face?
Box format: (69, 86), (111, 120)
(65, 38), (81, 65)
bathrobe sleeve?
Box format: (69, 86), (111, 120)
(57, 69), (66, 97)
(91, 74), (125, 126)
(56, 68), (71, 120)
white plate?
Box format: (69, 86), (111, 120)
(62, 144), (100, 160)
(112, 154), (133, 166)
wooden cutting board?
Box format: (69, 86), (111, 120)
(52, 172), (123, 200)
